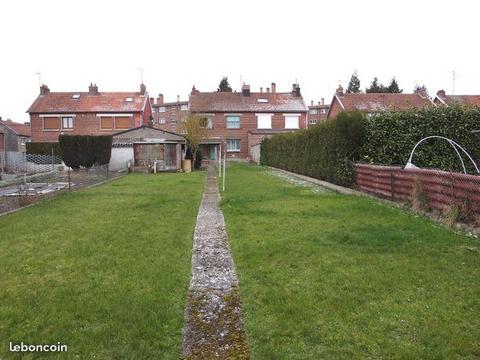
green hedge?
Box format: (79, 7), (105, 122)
(260, 106), (480, 186)
(361, 105), (480, 173)
(59, 135), (112, 169)
(260, 111), (366, 186)
(26, 142), (61, 156)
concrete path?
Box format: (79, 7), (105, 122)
(181, 167), (249, 359)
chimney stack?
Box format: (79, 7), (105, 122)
(336, 84), (344, 97)
(40, 84), (50, 95)
(177, 95), (180, 103)
(88, 83), (99, 95)
(311, 100), (314, 106)
(140, 83), (146, 95)
(437, 89), (446, 98)
(260, 87), (263, 93)
(292, 84), (301, 97)
(271, 82), (276, 93)
(191, 85), (199, 95)
(242, 83), (250, 97)
(266, 87), (270, 93)
(321, 98), (325, 105)
(149, 97), (154, 105)
(157, 94), (164, 105)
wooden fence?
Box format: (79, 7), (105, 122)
(355, 164), (480, 215)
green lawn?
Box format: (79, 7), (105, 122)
(221, 164), (480, 359)
(0, 172), (205, 359)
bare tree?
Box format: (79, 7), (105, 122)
(178, 114), (211, 169)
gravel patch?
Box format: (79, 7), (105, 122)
(266, 168), (332, 194)
(181, 167), (249, 359)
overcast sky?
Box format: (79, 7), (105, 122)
(1, 0), (478, 122)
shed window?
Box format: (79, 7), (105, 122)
(226, 115), (240, 129)
(257, 114), (272, 129)
(227, 139), (240, 152)
(43, 117), (61, 130)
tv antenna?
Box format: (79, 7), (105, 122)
(34, 72), (41, 87)
(137, 67), (144, 84)
(451, 70), (456, 95)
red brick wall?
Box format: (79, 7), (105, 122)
(0, 133), (4, 151)
(152, 104), (186, 133)
(30, 113), (144, 142)
(327, 97), (343, 119)
(199, 112), (307, 160)
(356, 164), (480, 216)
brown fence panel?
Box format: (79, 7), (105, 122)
(355, 164), (480, 216)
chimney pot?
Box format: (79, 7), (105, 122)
(271, 82), (276, 93)
(149, 97), (154, 105)
(266, 87), (270, 93)
(140, 83), (146, 95)
(191, 85), (199, 95)
(321, 98), (325, 105)
(311, 100), (314, 106)
(157, 94), (164, 105)
(40, 84), (50, 95)
(260, 87), (263, 93)
(336, 84), (344, 97)
(88, 83), (99, 95)
(177, 95), (180, 103)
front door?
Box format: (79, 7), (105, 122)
(210, 145), (217, 160)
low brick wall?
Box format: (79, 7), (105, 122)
(355, 164), (480, 215)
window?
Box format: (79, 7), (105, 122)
(62, 116), (74, 129)
(180, 104), (189, 111)
(158, 106), (166, 113)
(320, 109), (326, 114)
(72, 94), (80, 99)
(200, 116), (213, 129)
(159, 117), (166, 124)
(285, 115), (300, 129)
(20, 137), (27, 145)
(43, 117), (60, 130)
(257, 114), (272, 129)
(100, 116), (114, 130)
(310, 109), (318, 114)
(227, 139), (240, 152)
(257, 98), (268, 103)
(125, 97), (133, 102)
(226, 115), (240, 129)
(114, 116), (130, 129)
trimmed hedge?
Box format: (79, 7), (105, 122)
(261, 111), (366, 186)
(59, 135), (112, 169)
(361, 105), (480, 173)
(261, 106), (480, 186)
(26, 142), (61, 156)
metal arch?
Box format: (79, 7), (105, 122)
(406, 135), (480, 175)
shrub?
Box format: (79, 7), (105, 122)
(59, 135), (112, 169)
(361, 105), (480, 173)
(261, 111), (367, 186)
(26, 142), (61, 156)
(194, 149), (203, 169)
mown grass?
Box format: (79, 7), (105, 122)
(0, 172), (205, 359)
(221, 164), (480, 359)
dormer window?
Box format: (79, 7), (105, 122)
(257, 98), (268, 103)
(125, 97), (133, 102)
(72, 94), (80, 99)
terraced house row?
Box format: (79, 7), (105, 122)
(25, 81), (479, 162)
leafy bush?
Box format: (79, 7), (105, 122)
(361, 105), (480, 173)
(261, 111), (367, 186)
(59, 135), (112, 169)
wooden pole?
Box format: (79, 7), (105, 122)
(222, 151), (226, 191)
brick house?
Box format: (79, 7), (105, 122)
(188, 83), (308, 161)
(327, 85), (435, 119)
(27, 83), (153, 143)
(433, 90), (480, 107)
(0, 117), (31, 153)
(151, 94), (189, 133)
(307, 98), (330, 125)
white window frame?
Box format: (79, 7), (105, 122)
(180, 104), (189, 111)
(225, 114), (241, 129)
(199, 115), (213, 129)
(158, 106), (166, 113)
(159, 117), (166, 124)
(61, 116), (74, 130)
(226, 139), (240, 152)
(284, 114), (300, 129)
(256, 113), (272, 129)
